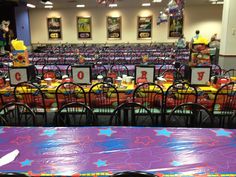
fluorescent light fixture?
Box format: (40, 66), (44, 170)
(153, 0), (162, 2)
(217, 1), (224, 4)
(45, 1), (53, 5)
(142, 3), (151, 6)
(109, 3), (118, 7)
(209, 0), (217, 1)
(76, 4), (85, 7)
(45, 5), (53, 8)
(27, 3), (36, 8)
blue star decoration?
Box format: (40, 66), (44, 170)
(96, 139), (128, 152)
(94, 159), (107, 168)
(41, 129), (57, 137)
(20, 159), (33, 167)
(214, 129), (233, 137)
(0, 128), (5, 134)
(98, 128), (116, 137)
(155, 129), (172, 137)
(171, 160), (182, 167)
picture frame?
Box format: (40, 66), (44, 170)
(71, 65), (92, 84)
(135, 65), (155, 84)
(47, 17), (62, 39)
(77, 16), (92, 39)
(168, 16), (183, 38)
(107, 16), (121, 40)
(137, 16), (152, 39)
(189, 66), (211, 86)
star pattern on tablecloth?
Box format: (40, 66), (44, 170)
(10, 136), (32, 145)
(96, 138), (127, 151)
(41, 129), (57, 137)
(214, 129), (233, 137)
(98, 128), (116, 137)
(134, 136), (154, 146)
(155, 129), (172, 137)
(20, 159), (33, 167)
(94, 159), (107, 167)
(0, 128), (5, 134)
(171, 160), (182, 167)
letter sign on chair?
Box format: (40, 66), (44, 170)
(190, 66), (211, 86)
(71, 65), (92, 84)
(9, 65), (36, 86)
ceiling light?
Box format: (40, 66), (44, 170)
(45, 1), (53, 5)
(76, 4), (85, 7)
(27, 3), (36, 8)
(45, 5), (53, 8)
(217, 1), (224, 4)
(209, 0), (217, 1)
(109, 3), (118, 7)
(142, 3), (151, 6)
(153, 0), (162, 2)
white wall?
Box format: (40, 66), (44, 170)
(29, 5), (223, 44)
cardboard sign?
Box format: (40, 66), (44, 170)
(9, 68), (28, 85)
(72, 65), (92, 84)
(190, 66), (211, 85)
(135, 65), (155, 84)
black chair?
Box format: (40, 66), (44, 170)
(223, 69), (236, 77)
(211, 82), (236, 127)
(89, 82), (119, 125)
(55, 82), (87, 110)
(159, 68), (184, 82)
(167, 103), (213, 127)
(14, 82), (47, 125)
(66, 64), (72, 77)
(92, 62), (107, 80)
(54, 102), (95, 126)
(133, 82), (164, 125)
(110, 64), (129, 77)
(112, 171), (157, 177)
(157, 64), (174, 77)
(110, 102), (154, 126)
(164, 82), (198, 125)
(211, 64), (222, 76)
(0, 102), (36, 126)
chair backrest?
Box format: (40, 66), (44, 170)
(0, 173), (30, 177)
(110, 102), (154, 126)
(165, 82), (198, 111)
(212, 82), (236, 115)
(88, 82), (119, 113)
(158, 64), (174, 76)
(55, 82), (87, 109)
(14, 82), (46, 112)
(167, 103), (213, 127)
(0, 102), (36, 126)
(54, 102), (95, 126)
(41, 64), (62, 79)
(160, 69), (184, 82)
(110, 64), (129, 77)
(112, 171), (157, 177)
(92, 64), (107, 80)
(223, 69), (236, 77)
(133, 82), (164, 114)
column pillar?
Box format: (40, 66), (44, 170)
(219, 0), (236, 70)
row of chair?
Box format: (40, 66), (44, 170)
(0, 81), (235, 127)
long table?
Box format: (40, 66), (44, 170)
(0, 127), (236, 176)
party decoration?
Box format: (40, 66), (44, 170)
(11, 39), (30, 66)
(0, 20), (10, 54)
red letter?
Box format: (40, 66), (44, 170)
(15, 72), (21, 81)
(77, 71), (84, 80)
(197, 72), (205, 81)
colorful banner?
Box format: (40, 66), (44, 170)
(107, 16), (121, 39)
(47, 17), (62, 39)
(137, 16), (152, 39)
(77, 17), (92, 39)
(169, 16), (183, 37)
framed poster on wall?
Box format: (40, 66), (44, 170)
(137, 16), (152, 39)
(169, 16), (183, 38)
(107, 16), (121, 39)
(77, 17), (92, 39)
(47, 17), (62, 39)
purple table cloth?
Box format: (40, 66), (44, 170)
(0, 127), (236, 176)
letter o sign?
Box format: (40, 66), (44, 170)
(77, 71), (84, 80)
(15, 72), (21, 81)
